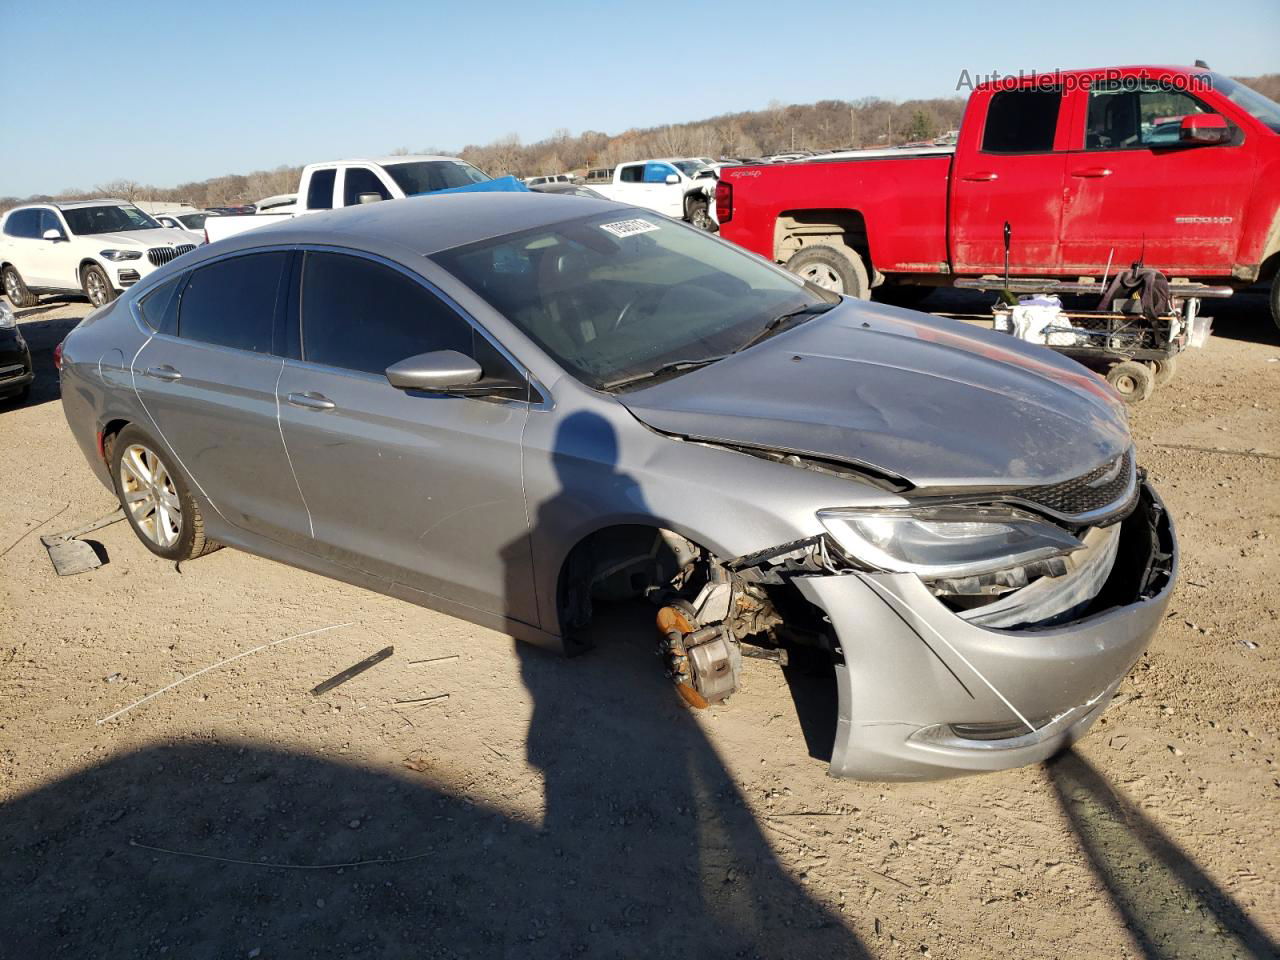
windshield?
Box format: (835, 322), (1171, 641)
(384, 160), (492, 195)
(1212, 73), (1280, 134)
(433, 211), (832, 390)
(177, 213), (207, 229)
(62, 204), (161, 235)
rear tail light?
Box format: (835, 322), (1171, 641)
(715, 180), (733, 224)
(53, 340), (64, 371)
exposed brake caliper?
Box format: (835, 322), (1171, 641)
(655, 576), (742, 709)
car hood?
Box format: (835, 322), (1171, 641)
(88, 229), (196, 248)
(618, 301), (1132, 490)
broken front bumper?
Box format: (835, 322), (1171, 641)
(794, 481), (1176, 781)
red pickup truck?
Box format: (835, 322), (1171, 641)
(714, 66), (1280, 327)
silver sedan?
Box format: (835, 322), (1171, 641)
(57, 193), (1176, 780)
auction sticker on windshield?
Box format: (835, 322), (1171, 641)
(600, 219), (661, 238)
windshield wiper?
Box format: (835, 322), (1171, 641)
(602, 355), (727, 391)
(734, 301), (836, 354)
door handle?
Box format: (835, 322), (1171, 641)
(286, 391), (336, 411)
(143, 365), (182, 382)
(960, 171), (999, 182)
(1070, 167), (1113, 178)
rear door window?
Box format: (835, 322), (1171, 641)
(306, 169), (337, 210)
(299, 252), (473, 376)
(4, 209), (41, 238)
(982, 89), (1062, 153)
(177, 252), (288, 353)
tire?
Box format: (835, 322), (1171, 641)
(1147, 355), (1177, 388)
(1271, 279), (1279, 334)
(785, 245), (870, 299)
(1106, 360), (1155, 404)
(110, 425), (219, 561)
(81, 263), (117, 308)
(685, 198), (713, 232)
(2, 265), (38, 308)
(873, 284), (933, 308)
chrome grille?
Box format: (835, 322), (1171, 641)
(1013, 449), (1135, 520)
(146, 244), (195, 267)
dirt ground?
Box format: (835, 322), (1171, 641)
(1, 289), (1277, 960)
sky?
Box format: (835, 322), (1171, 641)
(2, 0), (1278, 197)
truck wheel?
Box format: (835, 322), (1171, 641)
(785, 246), (869, 299)
(1147, 355), (1177, 387)
(2, 265), (39, 308)
(1106, 361), (1155, 404)
(81, 264), (117, 307)
(685, 198), (714, 232)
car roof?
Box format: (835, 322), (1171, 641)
(5, 198), (131, 213)
(202, 192), (624, 259)
(311, 155), (468, 168)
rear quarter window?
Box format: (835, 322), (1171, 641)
(138, 274), (185, 333)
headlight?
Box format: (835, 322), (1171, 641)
(817, 504), (1083, 579)
(0, 301), (15, 329)
(99, 249), (142, 262)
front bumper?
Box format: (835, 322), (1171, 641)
(794, 480), (1176, 781)
(0, 336), (33, 396)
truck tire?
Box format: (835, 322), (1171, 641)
(685, 198), (713, 232)
(2, 265), (39, 308)
(785, 245), (869, 299)
(1147, 355), (1177, 387)
(81, 263), (117, 308)
(1106, 360), (1155, 404)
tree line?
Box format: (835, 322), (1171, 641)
(4, 74), (1276, 212)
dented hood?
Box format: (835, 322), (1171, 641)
(619, 301), (1132, 489)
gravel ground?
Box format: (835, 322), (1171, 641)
(1, 289), (1277, 959)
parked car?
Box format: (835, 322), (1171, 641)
(203, 156), (494, 243)
(715, 65), (1280, 327)
(152, 212), (207, 244)
(0, 200), (198, 307)
(588, 159), (717, 230)
(529, 182), (609, 199)
(525, 174), (572, 187)
(0, 301), (33, 402)
(57, 192), (1175, 781)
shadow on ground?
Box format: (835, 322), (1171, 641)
(0, 613), (868, 959)
(1047, 750), (1277, 960)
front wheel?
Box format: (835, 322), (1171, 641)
(81, 263), (117, 308)
(685, 198), (714, 232)
(1106, 360), (1155, 404)
(110, 425), (219, 561)
(785, 245), (869, 299)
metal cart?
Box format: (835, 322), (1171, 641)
(952, 278), (1229, 403)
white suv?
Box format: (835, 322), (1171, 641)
(0, 200), (198, 308)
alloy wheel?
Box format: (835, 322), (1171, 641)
(86, 271), (108, 306)
(3, 271), (18, 301)
(118, 443), (182, 547)
(798, 263), (843, 293)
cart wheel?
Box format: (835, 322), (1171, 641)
(1107, 361), (1155, 404)
(1147, 355), (1177, 388)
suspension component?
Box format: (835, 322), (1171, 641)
(656, 604), (741, 708)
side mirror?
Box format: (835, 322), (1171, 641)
(664, 173), (680, 185)
(42, 228), (66, 242)
(356, 192), (384, 205)
(1180, 113), (1231, 145)
(386, 350), (483, 392)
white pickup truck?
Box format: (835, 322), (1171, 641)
(589, 159), (718, 230)
(203, 155), (493, 243)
